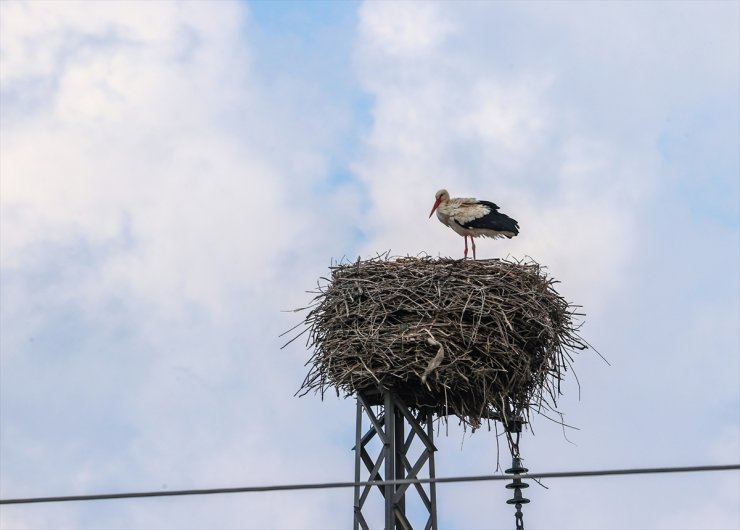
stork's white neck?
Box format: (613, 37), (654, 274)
(435, 209), (451, 226)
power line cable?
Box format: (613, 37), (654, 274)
(1, 464), (737, 505)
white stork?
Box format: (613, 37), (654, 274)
(429, 189), (519, 259)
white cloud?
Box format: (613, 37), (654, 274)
(1, 1), (359, 528)
(358, 1), (455, 59)
(456, 77), (552, 157)
(1, 0), (357, 315)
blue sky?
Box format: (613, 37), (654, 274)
(1, 1), (738, 529)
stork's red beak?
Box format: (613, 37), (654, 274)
(429, 197), (442, 218)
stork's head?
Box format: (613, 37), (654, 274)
(429, 189), (449, 218)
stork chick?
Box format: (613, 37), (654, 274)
(429, 189), (519, 259)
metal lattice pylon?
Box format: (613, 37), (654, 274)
(353, 390), (438, 530)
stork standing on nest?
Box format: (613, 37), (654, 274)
(429, 189), (519, 259)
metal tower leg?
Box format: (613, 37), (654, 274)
(353, 390), (438, 530)
(384, 391), (397, 530)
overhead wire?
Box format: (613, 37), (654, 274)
(1, 464), (737, 505)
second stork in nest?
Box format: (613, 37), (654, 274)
(429, 189), (519, 259)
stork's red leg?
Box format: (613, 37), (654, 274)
(463, 236), (468, 258)
(471, 237), (477, 260)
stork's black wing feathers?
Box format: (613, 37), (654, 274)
(478, 200), (500, 211)
(458, 201), (520, 235)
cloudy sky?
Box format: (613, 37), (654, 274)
(1, 1), (738, 529)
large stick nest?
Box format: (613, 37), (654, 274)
(291, 255), (588, 428)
